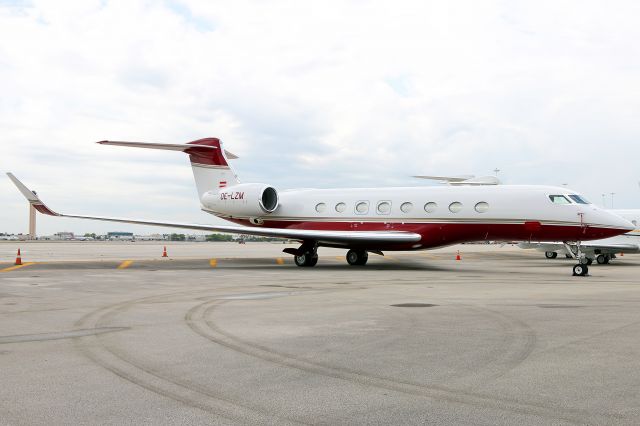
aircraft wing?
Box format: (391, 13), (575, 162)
(580, 243), (640, 253)
(519, 241), (640, 253)
(7, 173), (420, 246)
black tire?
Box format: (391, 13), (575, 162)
(596, 254), (607, 265)
(565, 254), (573, 259)
(603, 255), (610, 264)
(573, 264), (588, 276)
(346, 249), (368, 266)
(545, 251), (558, 259)
(294, 253), (307, 267)
(346, 250), (359, 265)
(356, 250), (368, 265)
(294, 252), (318, 267)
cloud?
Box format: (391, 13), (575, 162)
(1, 0), (640, 235)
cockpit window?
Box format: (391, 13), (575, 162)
(549, 195), (571, 204)
(568, 194), (590, 204)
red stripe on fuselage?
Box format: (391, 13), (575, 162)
(223, 218), (628, 250)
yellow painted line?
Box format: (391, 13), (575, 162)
(1, 262), (35, 272)
(276, 258), (284, 265)
(117, 260), (133, 270)
(209, 259), (218, 268)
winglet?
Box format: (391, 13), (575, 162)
(6, 173), (60, 216)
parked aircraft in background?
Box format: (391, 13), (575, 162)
(7, 137), (634, 275)
(520, 209), (640, 265)
(413, 175), (501, 185)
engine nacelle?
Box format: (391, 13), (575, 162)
(201, 183), (279, 218)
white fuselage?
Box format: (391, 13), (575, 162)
(201, 184), (631, 250)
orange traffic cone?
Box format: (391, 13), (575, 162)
(15, 249), (22, 266)
(455, 250), (461, 261)
(162, 246), (168, 258)
(620, 252), (624, 257)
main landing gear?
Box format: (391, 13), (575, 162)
(596, 254), (611, 264)
(284, 241), (319, 267)
(346, 249), (368, 266)
(294, 251), (318, 267)
(284, 243), (372, 267)
(545, 251), (558, 259)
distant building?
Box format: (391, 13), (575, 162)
(107, 232), (134, 241)
(55, 232), (74, 240)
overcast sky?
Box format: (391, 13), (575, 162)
(1, 0), (640, 235)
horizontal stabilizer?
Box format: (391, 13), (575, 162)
(97, 140), (239, 159)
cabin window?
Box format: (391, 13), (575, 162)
(474, 202), (489, 213)
(335, 202), (346, 213)
(400, 202), (413, 213)
(549, 195), (571, 205)
(315, 203), (326, 213)
(568, 194), (590, 204)
(376, 201), (391, 215)
(449, 202), (463, 213)
(424, 202), (437, 213)
(355, 201), (369, 214)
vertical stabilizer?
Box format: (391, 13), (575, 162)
(184, 138), (240, 197)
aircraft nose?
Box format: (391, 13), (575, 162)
(602, 210), (635, 232)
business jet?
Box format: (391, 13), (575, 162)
(6, 138), (634, 276)
(520, 209), (640, 265)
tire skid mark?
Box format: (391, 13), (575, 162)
(448, 304), (538, 386)
(186, 299), (619, 425)
(73, 290), (309, 425)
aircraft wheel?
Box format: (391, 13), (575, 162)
(545, 251), (558, 259)
(596, 254), (608, 265)
(294, 252), (318, 267)
(346, 249), (368, 266)
(573, 264), (588, 276)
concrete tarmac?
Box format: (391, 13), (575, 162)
(1, 242), (640, 425)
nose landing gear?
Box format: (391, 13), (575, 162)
(572, 263), (589, 276)
(564, 242), (589, 276)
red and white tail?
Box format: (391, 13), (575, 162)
(97, 138), (240, 198)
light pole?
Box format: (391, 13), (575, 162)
(602, 193), (606, 207)
(610, 192), (615, 209)
(493, 168), (500, 177)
